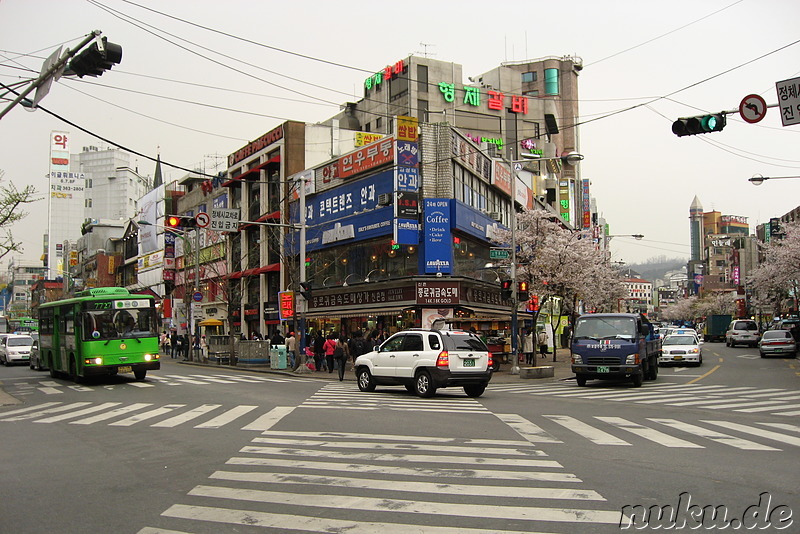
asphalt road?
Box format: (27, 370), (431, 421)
(0, 342), (797, 533)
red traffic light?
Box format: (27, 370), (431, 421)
(164, 215), (197, 228)
(165, 216), (181, 228)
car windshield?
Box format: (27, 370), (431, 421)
(663, 335), (697, 346)
(7, 336), (33, 346)
(574, 317), (637, 340)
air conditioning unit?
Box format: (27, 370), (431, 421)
(489, 212), (501, 222)
(378, 193), (393, 206)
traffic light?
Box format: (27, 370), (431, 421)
(518, 281), (529, 301)
(672, 113), (726, 137)
(299, 281), (313, 301)
(501, 280), (513, 300)
(68, 37), (123, 78)
(165, 215), (197, 228)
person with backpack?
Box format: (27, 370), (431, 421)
(334, 333), (350, 381)
(348, 330), (367, 367)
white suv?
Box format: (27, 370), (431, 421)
(354, 328), (493, 398)
(726, 320), (760, 348)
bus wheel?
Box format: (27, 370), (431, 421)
(69, 359), (82, 384)
(133, 369), (147, 381)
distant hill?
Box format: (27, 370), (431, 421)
(625, 256), (687, 283)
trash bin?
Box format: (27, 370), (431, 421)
(270, 345), (287, 369)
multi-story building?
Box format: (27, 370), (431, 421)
(621, 277), (652, 314)
(6, 258), (47, 319)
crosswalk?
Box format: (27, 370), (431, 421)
(493, 413), (800, 451)
(4, 372), (318, 396)
(300, 383), (492, 413)
(141, 427), (622, 533)
(489, 381), (800, 417)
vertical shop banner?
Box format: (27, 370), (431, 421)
(582, 179), (591, 230)
(394, 134), (420, 245)
(423, 199), (453, 274)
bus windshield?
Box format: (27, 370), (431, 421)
(83, 307), (159, 341)
(573, 317), (637, 341)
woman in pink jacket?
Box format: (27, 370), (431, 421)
(323, 333), (337, 374)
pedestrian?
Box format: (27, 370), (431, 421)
(334, 333), (350, 381)
(348, 330), (367, 367)
(537, 328), (549, 358)
(270, 330), (284, 346)
(314, 331), (326, 372)
(181, 334), (191, 360)
(252, 331), (263, 341)
(323, 333), (337, 374)
(523, 328), (535, 366)
(240, 332), (247, 341)
(170, 330), (179, 358)
(200, 335), (208, 361)
(285, 331), (297, 370)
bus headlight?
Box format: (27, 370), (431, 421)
(144, 354), (152, 361)
(85, 357), (103, 365)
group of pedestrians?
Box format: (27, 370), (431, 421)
(308, 329), (379, 381)
(160, 331), (208, 360)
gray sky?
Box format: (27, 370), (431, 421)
(1, 0), (799, 268)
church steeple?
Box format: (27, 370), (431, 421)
(152, 153), (163, 189)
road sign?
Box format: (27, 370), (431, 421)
(776, 77), (800, 126)
(490, 248), (510, 259)
(195, 212), (210, 228)
(739, 94), (767, 124)
(209, 207), (241, 231)
(193, 291), (203, 302)
(32, 46), (64, 109)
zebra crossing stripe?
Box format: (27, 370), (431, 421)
(701, 399), (791, 410)
(703, 421), (800, 447)
(37, 387), (62, 394)
(496, 413), (562, 443)
(70, 403), (153, 425)
(33, 402), (123, 424)
(151, 404), (222, 428)
(0, 402), (91, 421)
(187, 485), (620, 524)
(239, 445), (561, 468)
(194, 405), (258, 429)
(160, 503), (565, 533)
(758, 422), (800, 433)
(257, 430), (542, 448)
(109, 404), (186, 426)
(188, 375), (237, 384)
(776, 409), (800, 416)
(0, 402), (63, 418)
(209, 470), (604, 500)
(242, 406), (293, 431)
(249, 437), (547, 457)
(648, 418), (779, 451)
(227, 456), (579, 482)
(595, 416), (703, 448)
(544, 415), (631, 446)
(736, 402), (800, 413)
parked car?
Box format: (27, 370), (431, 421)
(758, 330), (797, 358)
(726, 319), (760, 347)
(28, 339), (47, 371)
(0, 334), (35, 366)
(659, 334), (703, 366)
(354, 327), (493, 398)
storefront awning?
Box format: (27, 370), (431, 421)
(198, 318), (224, 326)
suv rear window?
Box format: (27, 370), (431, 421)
(442, 333), (488, 351)
(733, 321), (757, 330)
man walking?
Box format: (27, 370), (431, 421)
(285, 331), (297, 370)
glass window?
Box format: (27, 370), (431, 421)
(428, 334), (441, 350)
(417, 64), (428, 93)
(403, 334), (424, 351)
(521, 71), (537, 83)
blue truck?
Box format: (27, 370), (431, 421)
(570, 313), (661, 388)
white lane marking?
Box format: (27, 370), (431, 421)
(33, 402), (123, 423)
(227, 456), (579, 482)
(160, 503), (567, 533)
(759, 422), (800, 433)
(703, 421), (800, 447)
(108, 404), (186, 426)
(187, 485), (621, 524)
(701, 399), (792, 410)
(595, 416), (703, 448)
(0, 402), (92, 421)
(209, 470), (605, 500)
(544, 415), (631, 446)
(249, 437), (547, 456)
(256, 430), (542, 448)
(239, 445), (560, 468)
(70, 403), (153, 425)
(0, 402), (63, 418)
(649, 418), (779, 451)
(193, 405), (258, 429)
(495, 413), (562, 443)
(36, 387), (62, 395)
(150, 404), (222, 428)
(188, 375), (236, 383)
(127, 382), (155, 388)
(242, 406), (294, 431)
(736, 402), (800, 413)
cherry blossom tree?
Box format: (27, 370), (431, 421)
(661, 296), (697, 322)
(748, 221), (800, 317)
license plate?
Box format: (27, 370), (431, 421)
(463, 359), (475, 367)
(673, 355), (683, 360)
(118, 366), (132, 373)
(597, 366), (609, 373)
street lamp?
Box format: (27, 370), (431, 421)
(501, 151), (583, 375)
(749, 174), (800, 185)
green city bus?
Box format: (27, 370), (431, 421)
(10, 316), (38, 333)
(39, 287), (161, 381)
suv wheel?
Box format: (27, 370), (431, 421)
(463, 384), (486, 397)
(356, 368), (376, 392)
(414, 370), (436, 398)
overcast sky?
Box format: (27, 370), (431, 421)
(1, 0), (799, 269)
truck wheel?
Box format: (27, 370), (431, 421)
(576, 375), (587, 387)
(631, 373), (643, 387)
(647, 360), (658, 380)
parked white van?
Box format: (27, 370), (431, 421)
(0, 334), (35, 366)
